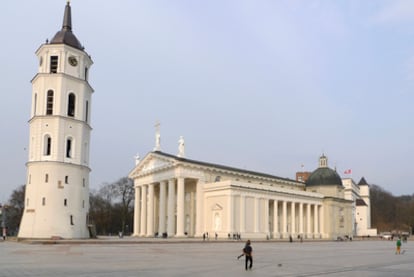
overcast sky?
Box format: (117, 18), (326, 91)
(1, 0), (414, 203)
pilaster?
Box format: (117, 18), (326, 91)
(240, 195), (246, 233)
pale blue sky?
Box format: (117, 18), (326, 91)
(1, 0), (414, 203)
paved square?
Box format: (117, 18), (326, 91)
(0, 239), (412, 276)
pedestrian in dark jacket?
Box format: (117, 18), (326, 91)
(243, 240), (253, 270)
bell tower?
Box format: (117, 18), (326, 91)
(18, 1), (93, 239)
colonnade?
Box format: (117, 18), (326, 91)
(231, 196), (323, 239)
(269, 199), (323, 238)
(133, 178), (204, 237)
(133, 178), (324, 239)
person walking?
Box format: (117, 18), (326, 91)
(396, 237), (402, 254)
(243, 240), (253, 270)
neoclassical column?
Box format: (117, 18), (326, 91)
(190, 191), (196, 236)
(167, 179), (176, 237)
(133, 185), (140, 236)
(299, 202), (304, 236)
(282, 200), (287, 238)
(320, 204), (324, 238)
(306, 203), (311, 238)
(273, 200), (279, 238)
(176, 177), (185, 237)
(264, 198), (269, 235)
(314, 204), (319, 238)
(291, 201), (296, 236)
(140, 185), (147, 236)
(240, 195), (246, 233)
(195, 179), (205, 237)
(158, 181), (167, 237)
(254, 198), (260, 232)
(228, 193), (234, 233)
(147, 183), (154, 236)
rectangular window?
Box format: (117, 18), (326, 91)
(70, 215), (74, 225)
(46, 90), (54, 115)
(34, 94), (37, 115)
(46, 137), (52, 155)
(50, 56), (58, 73)
(45, 174), (49, 183)
(85, 101), (89, 123)
(64, 199), (67, 206)
(67, 94), (75, 117)
(66, 139), (72, 158)
(83, 178), (85, 187)
(42, 197), (46, 206)
(65, 176), (69, 184)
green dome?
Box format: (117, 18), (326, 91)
(306, 167), (343, 187)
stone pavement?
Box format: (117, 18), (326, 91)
(0, 238), (413, 276)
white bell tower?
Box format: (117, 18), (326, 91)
(18, 1), (93, 239)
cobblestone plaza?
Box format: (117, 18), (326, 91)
(1, 239), (413, 276)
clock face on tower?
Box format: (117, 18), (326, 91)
(68, 56), (78, 66)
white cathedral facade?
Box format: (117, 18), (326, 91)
(19, 2), (93, 239)
(129, 135), (377, 240)
(17, 2), (375, 241)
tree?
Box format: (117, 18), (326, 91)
(109, 177), (134, 234)
(88, 177), (134, 236)
(370, 184), (414, 234)
(4, 185), (25, 236)
(89, 190), (113, 235)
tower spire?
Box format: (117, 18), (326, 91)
(50, 1), (83, 50)
(62, 1), (72, 31)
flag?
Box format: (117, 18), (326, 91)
(344, 169), (352, 174)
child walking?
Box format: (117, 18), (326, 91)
(396, 237), (402, 254)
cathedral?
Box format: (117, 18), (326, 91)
(19, 2), (93, 239)
(17, 2), (376, 240)
(129, 134), (377, 240)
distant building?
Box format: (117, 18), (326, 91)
(129, 137), (376, 240)
(19, 2), (93, 239)
(343, 177), (377, 237)
(296, 171), (311, 183)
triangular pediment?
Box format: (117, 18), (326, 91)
(129, 152), (175, 178)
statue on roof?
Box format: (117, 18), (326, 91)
(178, 136), (185, 158)
(134, 153), (140, 165)
(154, 121), (161, 151)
